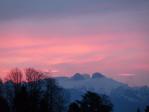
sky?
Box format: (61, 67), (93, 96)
(0, 0), (149, 86)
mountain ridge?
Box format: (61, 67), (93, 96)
(54, 72), (149, 112)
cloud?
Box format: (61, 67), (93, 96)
(0, 0), (149, 86)
(0, 0), (148, 21)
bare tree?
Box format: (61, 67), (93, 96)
(25, 68), (46, 83)
(0, 78), (3, 85)
(6, 68), (23, 84)
(0, 78), (3, 95)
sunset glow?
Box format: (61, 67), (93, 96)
(0, 0), (149, 86)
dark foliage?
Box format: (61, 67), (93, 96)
(0, 68), (66, 112)
(68, 102), (80, 112)
(137, 108), (140, 112)
(13, 86), (30, 112)
(145, 105), (149, 112)
(0, 96), (10, 112)
(0, 68), (114, 112)
(68, 91), (113, 112)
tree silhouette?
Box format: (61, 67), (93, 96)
(137, 108), (140, 112)
(1, 68), (66, 112)
(145, 105), (149, 112)
(6, 68), (23, 84)
(68, 102), (80, 112)
(39, 78), (66, 112)
(68, 91), (113, 112)
(25, 68), (45, 83)
(39, 94), (49, 112)
(0, 78), (3, 95)
(28, 86), (40, 112)
(13, 86), (30, 112)
(0, 96), (10, 112)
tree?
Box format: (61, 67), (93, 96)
(39, 78), (66, 112)
(0, 78), (3, 94)
(6, 68), (23, 84)
(145, 105), (149, 112)
(28, 87), (40, 112)
(25, 68), (45, 83)
(68, 91), (113, 112)
(0, 68), (67, 112)
(39, 94), (49, 112)
(13, 86), (30, 112)
(68, 102), (80, 112)
(137, 108), (140, 112)
(0, 78), (2, 84)
(0, 96), (10, 112)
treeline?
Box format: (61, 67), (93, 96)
(68, 91), (113, 112)
(0, 68), (114, 112)
(0, 68), (149, 112)
(0, 68), (67, 112)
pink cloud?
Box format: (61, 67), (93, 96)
(0, 16), (148, 86)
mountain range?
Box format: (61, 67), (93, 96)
(55, 72), (149, 112)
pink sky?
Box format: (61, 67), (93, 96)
(0, 0), (149, 86)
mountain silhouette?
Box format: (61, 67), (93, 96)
(55, 72), (149, 112)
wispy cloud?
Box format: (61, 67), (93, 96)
(0, 0), (149, 85)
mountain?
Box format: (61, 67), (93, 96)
(71, 73), (90, 80)
(56, 72), (126, 94)
(55, 72), (149, 112)
(92, 72), (105, 79)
